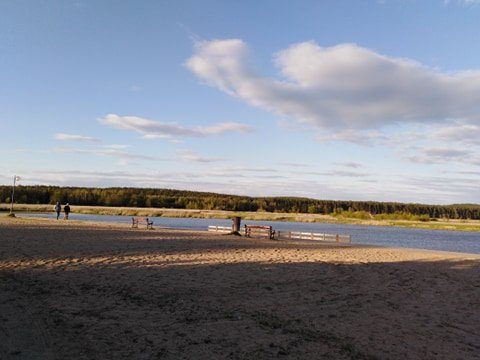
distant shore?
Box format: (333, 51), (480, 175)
(2, 203), (480, 232)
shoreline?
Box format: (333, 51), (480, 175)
(2, 203), (480, 232)
(6, 215), (480, 258)
(1, 216), (479, 359)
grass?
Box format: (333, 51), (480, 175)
(2, 203), (480, 232)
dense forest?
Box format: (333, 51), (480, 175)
(1, 185), (480, 219)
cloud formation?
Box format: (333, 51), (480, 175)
(445, 0), (480, 5)
(176, 150), (222, 163)
(432, 123), (480, 145)
(51, 147), (160, 162)
(404, 146), (472, 164)
(334, 162), (363, 169)
(315, 129), (388, 145)
(54, 133), (100, 142)
(99, 114), (253, 139)
(187, 39), (480, 130)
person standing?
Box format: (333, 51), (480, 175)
(54, 202), (62, 220)
(64, 203), (71, 220)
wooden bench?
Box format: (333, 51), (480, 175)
(131, 217), (154, 229)
(244, 225), (275, 239)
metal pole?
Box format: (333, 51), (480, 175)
(10, 175), (16, 214)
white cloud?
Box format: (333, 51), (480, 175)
(102, 144), (131, 150)
(454, 170), (480, 176)
(334, 162), (363, 169)
(404, 147), (472, 164)
(54, 133), (100, 142)
(176, 150), (223, 163)
(423, 147), (470, 159)
(278, 162), (309, 168)
(51, 147), (162, 162)
(99, 114), (254, 139)
(300, 170), (370, 178)
(432, 123), (480, 145)
(402, 175), (480, 198)
(187, 39), (480, 132)
(315, 129), (389, 145)
(445, 0), (480, 6)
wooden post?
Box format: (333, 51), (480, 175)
(232, 217), (241, 232)
(10, 175), (19, 215)
(336, 234), (339, 242)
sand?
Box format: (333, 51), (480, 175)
(0, 217), (479, 359)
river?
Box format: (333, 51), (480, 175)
(18, 212), (480, 255)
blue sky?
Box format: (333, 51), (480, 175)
(1, 0), (480, 204)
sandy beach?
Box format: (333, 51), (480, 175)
(0, 217), (479, 359)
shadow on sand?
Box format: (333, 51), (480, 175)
(0, 222), (479, 359)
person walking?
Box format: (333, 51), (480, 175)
(54, 202), (62, 220)
(64, 203), (71, 220)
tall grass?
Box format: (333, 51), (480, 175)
(332, 210), (373, 220)
(332, 210), (431, 222)
(374, 212), (431, 222)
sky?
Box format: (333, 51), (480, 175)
(1, 0), (480, 204)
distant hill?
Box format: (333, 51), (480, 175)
(1, 185), (479, 220)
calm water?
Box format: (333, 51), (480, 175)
(18, 212), (480, 254)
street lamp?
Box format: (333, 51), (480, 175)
(9, 175), (21, 216)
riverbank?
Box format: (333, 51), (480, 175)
(1, 217), (479, 359)
(3, 203), (480, 232)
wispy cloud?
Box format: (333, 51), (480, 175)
(176, 150), (223, 163)
(432, 122), (480, 145)
(444, 0), (480, 6)
(334, 162), (363, 169)
(51, 147), (162, 162)
(99, 114), (254, 139)
(187, 39), (480, 135)
(278, 162), (309, 168)
(404, 147), (472, 164)
(54, 133), (100, 142)
(299, 170), (370, 178)
(102, 144), (131, 150)
(315, 130), (389, 145)
(402, 175), (480, 197)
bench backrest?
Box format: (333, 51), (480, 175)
(244, 225), (274, 239)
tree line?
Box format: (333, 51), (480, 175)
(1, 185), (479, 219)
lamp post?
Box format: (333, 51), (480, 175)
(9, 175), (21, 215)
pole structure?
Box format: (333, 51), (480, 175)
(10, 175), (16, 214)
(10, 175), (20, 215)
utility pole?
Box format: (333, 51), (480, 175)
(10, 175), (21, 215)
